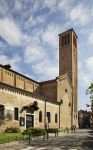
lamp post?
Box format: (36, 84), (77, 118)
(71, 86), (74, 128)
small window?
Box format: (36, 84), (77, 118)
(55, 113), (58, 123)
(47, 112), (51, 123)
(69, 102), (71, 107)
(61, 36), (66, 47)
(39, 111), (42, 122)
(14, 107), (19, 120)
(67, 34), (70, 44)
(60, 99), (63, 104)
(73, 35), (77, 47)
(65, 89), (67, 92)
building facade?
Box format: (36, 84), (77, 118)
(0, 28), (78, 131)
(78, 110), (92, 128)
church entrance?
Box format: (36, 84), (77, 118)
(26, 114), (34, 129)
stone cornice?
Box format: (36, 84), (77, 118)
(0, 81), (59, 105)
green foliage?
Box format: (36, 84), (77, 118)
(4, 127), (20, 133)
(58, 127), (69, 133)
(22, 127), (46, 136)
(86, 83), (93, 107)
(86, 83), (93, 95)
(0, 120), (4, 126)
(0, 133), (23, 144)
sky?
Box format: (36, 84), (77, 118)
(0, 0), (93, 110)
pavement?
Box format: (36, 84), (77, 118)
(0, 129), (93, 150)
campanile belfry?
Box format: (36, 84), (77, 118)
(59, 29), (78, 125)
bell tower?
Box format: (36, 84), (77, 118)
(59, 28), (78, 126)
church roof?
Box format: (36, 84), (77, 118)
(0, 64), (38, 84)
(40, 78), (56, 84)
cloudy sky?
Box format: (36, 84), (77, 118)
(0, 0), (93, 110)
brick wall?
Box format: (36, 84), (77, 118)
(0, 68), (14, 86)
(0, 66), (41, 95)
(41, 80), (57, 100)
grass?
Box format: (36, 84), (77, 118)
(0, 133), (24, 144)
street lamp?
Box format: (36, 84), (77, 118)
(71, 86), (74, 128)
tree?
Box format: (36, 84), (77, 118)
(86, 83), (93, 127)
(86, 83), (93, 102)
(86, 83), (93, 93)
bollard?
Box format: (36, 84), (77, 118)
(55, 131), (56, 137)
(28, 134), (30, 145)
(57, 130), (58, 137)
(16, 136), (17, 141)
(8, 136), (9, 143)
(47, 131), (49, 139)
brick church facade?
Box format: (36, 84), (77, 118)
(0, 28), (78, 131)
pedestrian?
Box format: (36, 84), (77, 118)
(71, 125), (73, 132)
(73, 125), (76, 133)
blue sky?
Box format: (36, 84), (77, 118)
(0, 0), (93, 110)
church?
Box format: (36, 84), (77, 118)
(0, 28), (78, 131)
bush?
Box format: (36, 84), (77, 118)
(58, 127), (69, 133)
(0, 120), (4, 126)
(4, 127), (20, 133)
(22, 127), (46, 137)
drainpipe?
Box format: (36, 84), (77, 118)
(59, 103), (60, 128)
(71, 86), (74, 128)
(44, 99), (47, 129)
(59, 100), (62, 128)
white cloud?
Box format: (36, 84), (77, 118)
(24, 44), (48, 63)
(25, 15), (47, 28)
(42, 0), (70, 13)
(32, 60), (58, 80)
(0, 0), (9, 16)
(78, 58), (93, 87)
(88, 32), (93, 44)
(43, 0), (57, 8)
(0, 18), (23, 46)
(42, 24), (60, 48)
(69, 3), (91, 26)
(85, 57), (93, 74)
(79, 72), (91, 87)
(14, 0), (22, 11)
(0, 52), (21, 71)
(58, 0), (70, 10)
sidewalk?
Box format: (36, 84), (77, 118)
(0, 131), (70, 150)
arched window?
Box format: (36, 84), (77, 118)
(39, 111), (42, 122)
